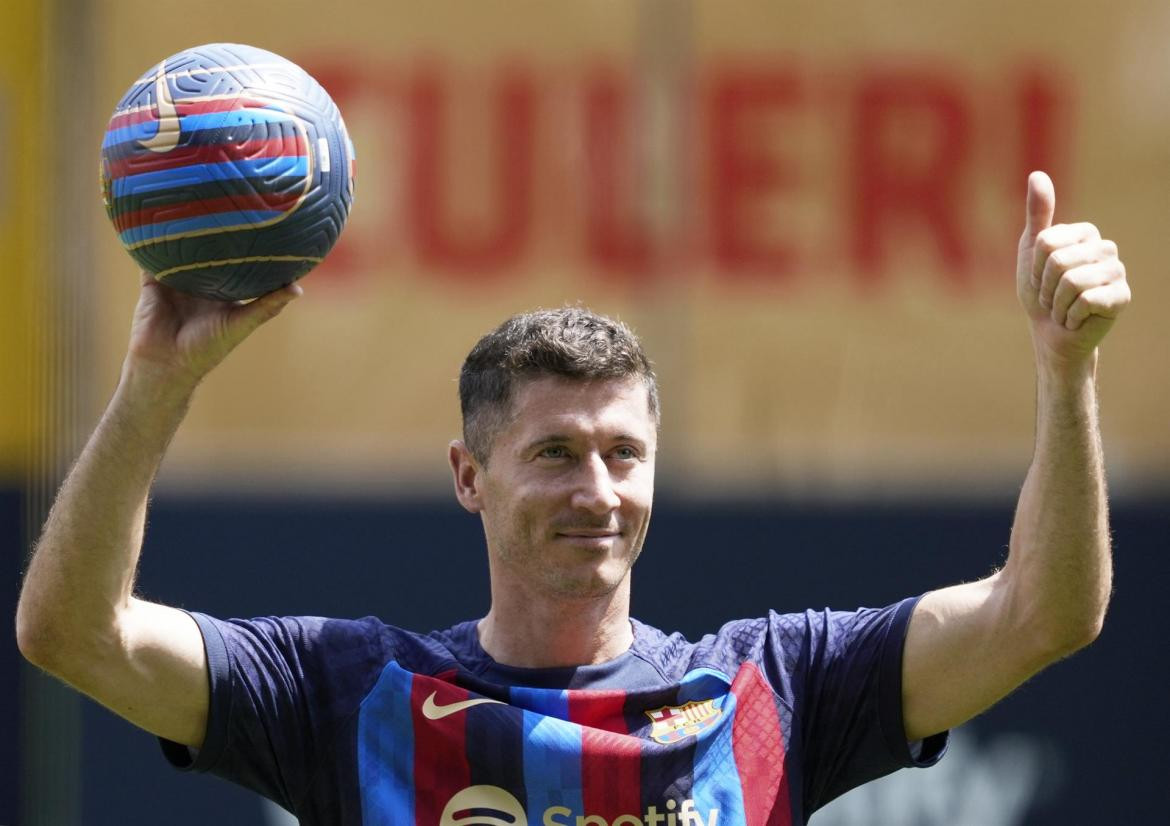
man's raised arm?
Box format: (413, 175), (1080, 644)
(15, 274), (301, 748)
(900, 171), (1131, 742)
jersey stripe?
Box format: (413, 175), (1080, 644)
(686, 695), (747, 825)
(568, 688), (630, 734)
(512, 688), (583, 817)
(521, 710), (585, 818)
(572, 691), (643, 820)
(582, 726), (643, 820)
(511, 685), (570, 719)
(467, 701), (527, 802)
(410, 674), (470, 825)
(639, 683), (696, 809)
(356, 661), (415, 826)
(730, 663), (790, 825)
(676, 668), (743, 825)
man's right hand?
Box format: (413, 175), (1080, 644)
(125, 271), (302, 390)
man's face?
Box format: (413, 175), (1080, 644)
(453, 374), (657, 600)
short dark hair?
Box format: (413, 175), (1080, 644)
(459, 307), (659, 464)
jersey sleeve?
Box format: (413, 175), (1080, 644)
(158, 611), (393, 813)
(773, 595), (948, 813)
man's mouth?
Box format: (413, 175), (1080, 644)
(555, 528), (621, 539)
(554, 531), (627, 542)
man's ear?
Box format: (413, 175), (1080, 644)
(449, 440), (484, 513)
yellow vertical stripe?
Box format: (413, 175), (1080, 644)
(0, 0), (47, 480)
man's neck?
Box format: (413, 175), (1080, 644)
(476, 581), (634, 668)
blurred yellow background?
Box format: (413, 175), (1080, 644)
(7, 0), (1168, 496)
(0, 0), (46, 480)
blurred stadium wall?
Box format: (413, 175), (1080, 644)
(4, 1), (1168, 824)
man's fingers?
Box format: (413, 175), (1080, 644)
(1030, 223), (1102, 290)
(1064, 281), (1132, 331)
(1036, 235), (1112, 307)
(1023, 170), (1056, 243)
(249, 283), (303, 325)
(227, 283), (303, 339)
(1048, 259), (1126, 326)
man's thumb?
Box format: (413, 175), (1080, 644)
(1023, 170), (1055, 241)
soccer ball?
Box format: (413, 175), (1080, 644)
(100, 43), (355, 300)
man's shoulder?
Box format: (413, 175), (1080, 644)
(630, 609), (873, 683)
(312, 614), (477, 675)
(196, 611), (472, 676)
(628, 615), (784, 682)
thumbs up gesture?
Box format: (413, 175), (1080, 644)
(1016, 172), (1130, 367)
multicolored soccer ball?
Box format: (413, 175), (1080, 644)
(100, 43), (355, 300)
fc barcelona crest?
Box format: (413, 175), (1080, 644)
(645, 699), (722, 744)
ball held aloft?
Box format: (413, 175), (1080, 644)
(100, 43), (356, 301)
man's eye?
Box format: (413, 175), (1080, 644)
(613, 446), (639, 460)
(539, 446), (568, 459)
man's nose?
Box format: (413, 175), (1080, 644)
(570, 453), (621, 514)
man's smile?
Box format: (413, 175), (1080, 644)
(554, 529), (623, 549)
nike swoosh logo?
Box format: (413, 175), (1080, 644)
(137, 62), (181, 154)
(421, 691), (506, 720)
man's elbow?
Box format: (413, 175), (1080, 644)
(1008, 571), (1111, 664)
(15, 595), (88, 675)
(17, 589), (131, 683)
(1040, 608), (1107, 662)
(16, 610), (56, 672)
(1071, 610), (1107, 651)
(15, 596), (64, 672)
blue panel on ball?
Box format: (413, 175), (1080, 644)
(111, 157), (310, 199)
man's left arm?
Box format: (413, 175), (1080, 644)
(900, 171), (1131, 742)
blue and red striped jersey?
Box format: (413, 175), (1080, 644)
(162, 598), (945, 824)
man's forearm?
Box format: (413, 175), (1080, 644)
(16, 363), (194, 667)
(1004, 352), (1112, 654)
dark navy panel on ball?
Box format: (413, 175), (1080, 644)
(160, 259), (315, 301)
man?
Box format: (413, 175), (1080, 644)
(16, 172), (1130, 824)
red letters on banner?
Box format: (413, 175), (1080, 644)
(308, 59), (1070, 289)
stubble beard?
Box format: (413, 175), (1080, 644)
(495, 517), (643, 601)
